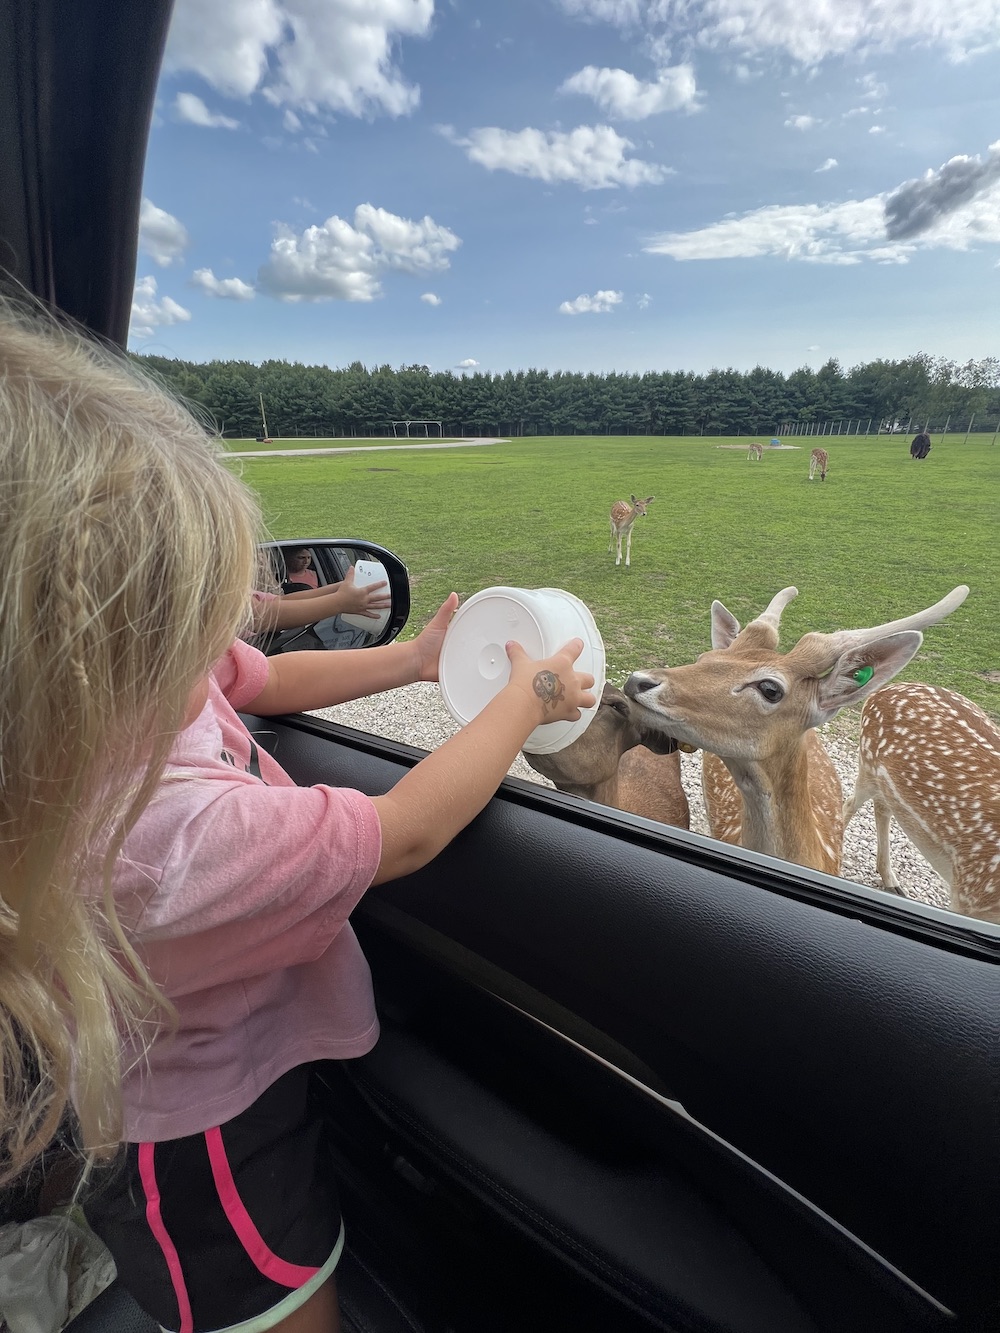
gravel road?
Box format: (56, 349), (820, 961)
(313, 683), (952, 913)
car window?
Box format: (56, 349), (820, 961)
(128, 1), (997, 932)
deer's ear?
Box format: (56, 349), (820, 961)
(645, 496), (655, 504)
(711, 600), (741, 649)
(808, 631), (923, 727)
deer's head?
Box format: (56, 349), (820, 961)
(624, 585), (969, 764)
(525, 683), (675, 788)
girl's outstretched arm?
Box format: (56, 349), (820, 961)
(247, 595), (460, 713)
(252, 567), (390, 631)
(370, 638), (595, 883)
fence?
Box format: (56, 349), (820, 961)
(776, 416), (1000, 443)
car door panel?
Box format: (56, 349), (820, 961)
(243, 712), (999, 1331)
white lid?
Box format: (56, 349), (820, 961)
(339, 559), (392, 634)
(438, 586), (606, 754)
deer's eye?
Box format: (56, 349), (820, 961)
(754, 679), (785, 704)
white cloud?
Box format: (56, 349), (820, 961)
(559, 63), (700, 118)
(870, 124), (887, 134)
(559, 0), (644, 22)
(456, 358), (480, 369)
(354, 204), (461, 272)
(816, 157), (838, 172)
(191, 268), (256, 300)
(165, 0), (433, 118)
(129, 277), (192, 340)
(785, 114), (816, 131)
(283, 109), (302, 132)
(638, 291), (652, 308)
(439, 124), (668, 189)
(556, 0), (1000, 64)
(256, 205), (461, 302)
(644, 158), (1000, 264)
(559, 289), (624, 313)
(138, 199), (190, 267)
(421, 292), (442, 305)
(174, 92), (240, 129)
(164, 0), (283, 97)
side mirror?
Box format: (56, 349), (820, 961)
(255, 540), (411, 655)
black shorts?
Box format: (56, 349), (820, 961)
(83, 1066), (343, 1333)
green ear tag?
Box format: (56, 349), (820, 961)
(853, 665), (874, 688)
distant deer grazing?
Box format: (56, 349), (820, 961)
(747, 443), (763, 462)
(608, 494), (654, 567)
(624, 584), (968, 876)
(523, 684), (690, 829)
(843, 682), (1000, 922)
(809, 448), (829, 481)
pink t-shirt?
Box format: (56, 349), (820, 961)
(113, 639), (382, 1142)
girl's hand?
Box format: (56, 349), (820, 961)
(506, 638), (596, 726)
(412, 593), (460, 682)
(338, 565), (391, 618)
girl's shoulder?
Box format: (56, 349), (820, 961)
(211, 638), (271, 712)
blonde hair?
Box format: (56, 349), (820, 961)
(0, 304), (262, 1183)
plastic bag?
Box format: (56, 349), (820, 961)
(0, 1210), (116, 1333)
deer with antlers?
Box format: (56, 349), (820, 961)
(524, 683), (690, 829)
(809, 448), (829, 481)
(609, 494), (654, 567)
(843, 682), (1000, 922)
(623, 585), (969, 876)
(747, 443), (763, 462)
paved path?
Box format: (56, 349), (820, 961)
(227, 437), (509, 458)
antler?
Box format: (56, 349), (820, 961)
(717, 585), (799, 652)
(748, 586), (799, 634)
(794, 585), (969, 668)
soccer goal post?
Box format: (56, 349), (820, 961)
(390, 420), (444, 439)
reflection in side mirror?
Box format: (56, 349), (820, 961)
(253, 540), (410, 655)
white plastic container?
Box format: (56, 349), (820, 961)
(340, 559), (392, 634)
(438, 586), (606, 754)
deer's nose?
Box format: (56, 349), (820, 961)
(624, 673), (658, 699)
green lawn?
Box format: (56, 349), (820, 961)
(232, 433), (1000, 719)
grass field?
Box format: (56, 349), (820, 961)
(232, 433), (999, 720)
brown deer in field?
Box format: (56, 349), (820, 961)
(843, 681), (1000, 922)
(747, 442), (763, 462)
(809, 448), (829, 481)
(608, 494), (654, 567)
(524, 683), (690, 829)
(623, 585), (969, 876)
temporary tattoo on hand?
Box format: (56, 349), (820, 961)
(533, 670), (566, 713)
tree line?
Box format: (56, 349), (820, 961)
(133, 350), (1000, 440)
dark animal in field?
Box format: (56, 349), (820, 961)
(910, 431), (931, 459)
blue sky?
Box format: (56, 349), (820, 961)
(133, 0), (1000, 376)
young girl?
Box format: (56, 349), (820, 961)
(0, 306), (595, 1333)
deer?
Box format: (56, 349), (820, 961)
(608, 494), (654, 567)
(623, 584), (969, 876)
(842, 681), (1000, 922)
(523, 683), (690, 829)
(747, 443), (763, 462)
(809, 448), (829, 481)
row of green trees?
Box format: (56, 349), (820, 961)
(134, 351), (1000, 440)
